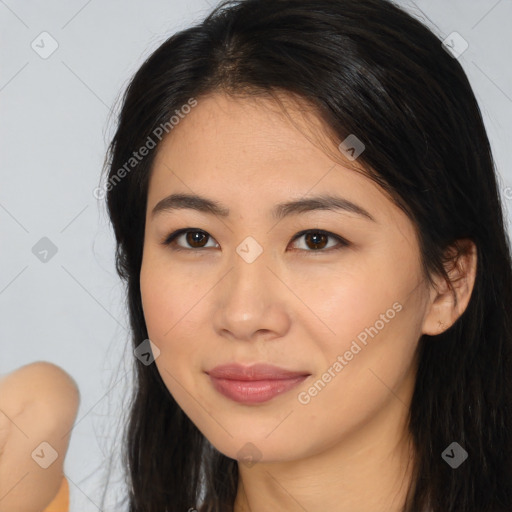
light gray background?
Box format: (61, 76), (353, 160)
(1, 1), (511, 510)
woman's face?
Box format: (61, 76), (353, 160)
(140, 92), (433, 463)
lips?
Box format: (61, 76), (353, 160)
(207, 363), (310, 381)
(206, 363), (310, 404)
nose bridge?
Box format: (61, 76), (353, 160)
(213, 236), (288, 340)
(227, 236), (271, 307)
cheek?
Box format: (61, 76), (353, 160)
(291, 257), (423, 396)
(139, 257), (216, 374)
(140, 269), (186, 382)
(315, 247), (423, 344)
(140, 264), (205, 409)
(140, 257), (202, 340)
(288, 260), (403, 349)
(293, 300), (420, 448)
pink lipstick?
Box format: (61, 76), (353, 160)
(206, 363), (310, 404)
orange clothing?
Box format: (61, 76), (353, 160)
(42, 476), (69, 512)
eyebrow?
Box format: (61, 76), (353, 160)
(151, 193), (376, 222)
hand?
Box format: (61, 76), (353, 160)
(0, 362), (80, 512)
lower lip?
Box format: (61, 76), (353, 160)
(208, 375), (309, 404)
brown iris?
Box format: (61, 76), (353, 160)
(303, 232), (328, 250)
(186, 231), (209, 248)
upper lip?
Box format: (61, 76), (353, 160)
(206, 363), (310, 381)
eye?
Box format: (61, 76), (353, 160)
(161, 228), (350, 253)
(289, 229), (350, 252)
(161, 228), (219, 251)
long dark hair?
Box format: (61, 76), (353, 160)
(101, 0), (512, 510)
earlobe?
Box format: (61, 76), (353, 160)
(421, 239), (478, 336)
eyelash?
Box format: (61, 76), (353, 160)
(160, 228), (350, 254)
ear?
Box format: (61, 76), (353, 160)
(421, 238), (478, 336)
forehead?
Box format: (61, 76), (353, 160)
(156, 91), (344, 165)
(147, 92), (400, 225)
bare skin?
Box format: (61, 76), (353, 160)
(139, 91), (477, 512)
(0, 362), (80, 512)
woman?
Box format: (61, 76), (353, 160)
(101, 0), (512, 510)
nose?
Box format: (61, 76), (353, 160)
(212, 248), (291, 342)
